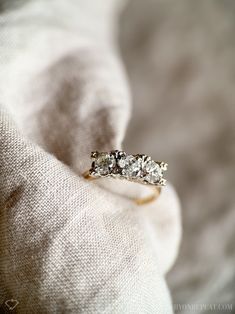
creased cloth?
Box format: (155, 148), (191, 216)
(0, 0), (181, 313)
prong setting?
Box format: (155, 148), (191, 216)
(89, 150), (167, 186)
(160, 162), (168, 171)
(91, 151), (99, 160)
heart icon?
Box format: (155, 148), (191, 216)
(5, 299), (19, 311)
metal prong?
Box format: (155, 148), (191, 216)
(160, 162), (168, 171)
(118, 150), (126, 157)
(159, 178), (167, 186)
(91, 151), (99, 159)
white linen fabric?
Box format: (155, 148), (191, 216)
(0, 0), (181, 313)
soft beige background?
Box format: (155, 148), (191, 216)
(120, 0), (235, 311)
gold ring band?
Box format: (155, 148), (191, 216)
(83, 170), (162, 205)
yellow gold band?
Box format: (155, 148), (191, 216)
(82, 170), (161, 205)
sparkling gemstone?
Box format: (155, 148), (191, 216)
(144, 160), (158, 172)
(122, 156), (142, 178)
(117, 158), (127, 168)
(94, 153), (116, 176)
(143, 160), (162, 183)
(89, 150), (166, 185)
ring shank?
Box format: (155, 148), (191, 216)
(133, 186), (161, 205)
(82, 171), (161, 205)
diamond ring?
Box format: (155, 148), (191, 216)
(83, 150), (168, 205)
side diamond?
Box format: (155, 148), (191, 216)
(143, 160), (162, 184)
(93, 152), (116, 176)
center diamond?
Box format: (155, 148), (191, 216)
(120, 156), (142, 178)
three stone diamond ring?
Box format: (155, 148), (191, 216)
(83, 150), (168, 205)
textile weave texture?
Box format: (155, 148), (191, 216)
(0, 0), (181, 313)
